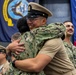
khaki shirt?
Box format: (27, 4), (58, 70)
(39, 38), (76, 75)
(0, 61), (9, 75)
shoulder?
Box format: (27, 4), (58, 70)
(3, 61), (9, 68)
(2, 61), (10, 74)
(44, 38), (63, 47)
(39, 38), (63, 58)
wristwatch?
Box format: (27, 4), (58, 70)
(12, 59), (17, 68)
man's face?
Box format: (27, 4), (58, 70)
(64, 22), (74, 36)
(0, 52), (6, 60)
(26, 16), (46, 30)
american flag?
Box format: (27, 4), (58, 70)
(70, 0), (76, 46)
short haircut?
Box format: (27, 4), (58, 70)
(11, 32), (21, 42)
(63, 21), (71, 24)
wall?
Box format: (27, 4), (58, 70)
(40, 0), (71, 24)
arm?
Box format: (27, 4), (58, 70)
(14, 54), (51, 72)
(13, 38), (60, 72)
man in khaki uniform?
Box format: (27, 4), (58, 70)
(6, 2), (76, 75)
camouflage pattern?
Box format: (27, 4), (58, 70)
(5, 23), (65, 75)
(63, 41), (76, 68)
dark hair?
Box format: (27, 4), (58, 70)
(63, 21), (71, 24)
(61, 34), (65, 40)
(17, 17), (30, 33)
(11, 32), (21, 41)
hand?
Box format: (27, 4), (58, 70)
(6, 39), (25, 54)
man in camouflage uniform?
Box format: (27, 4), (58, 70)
(63, 21), (76, 68)
(0, 45), (9, 75)
(5, 15), (45, 75)
(6, 2), (76, 75)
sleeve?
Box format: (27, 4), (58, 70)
(38, 38), (62, 59)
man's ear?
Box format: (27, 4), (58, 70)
(42, 18), (47, 25)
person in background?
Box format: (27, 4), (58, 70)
(63, 21), (76, 68)
(6, 2), (76, 75)
(7, 32), (21, 62)
(0, 45), (9, 75)
(11, 32), (21, 42)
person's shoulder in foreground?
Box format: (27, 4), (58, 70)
(0, 45), (9, 75)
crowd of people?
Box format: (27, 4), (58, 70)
(0, 2), (76, 75)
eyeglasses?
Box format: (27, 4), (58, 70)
(26, 17), (39, 22)
(26, 16), (43, 22)
(0, 49), (6, 54)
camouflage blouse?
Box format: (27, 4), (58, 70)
(5, 23), (65, 75)
(63, 41), (76, 68)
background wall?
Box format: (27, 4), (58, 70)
(40, 0), (71, 24)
